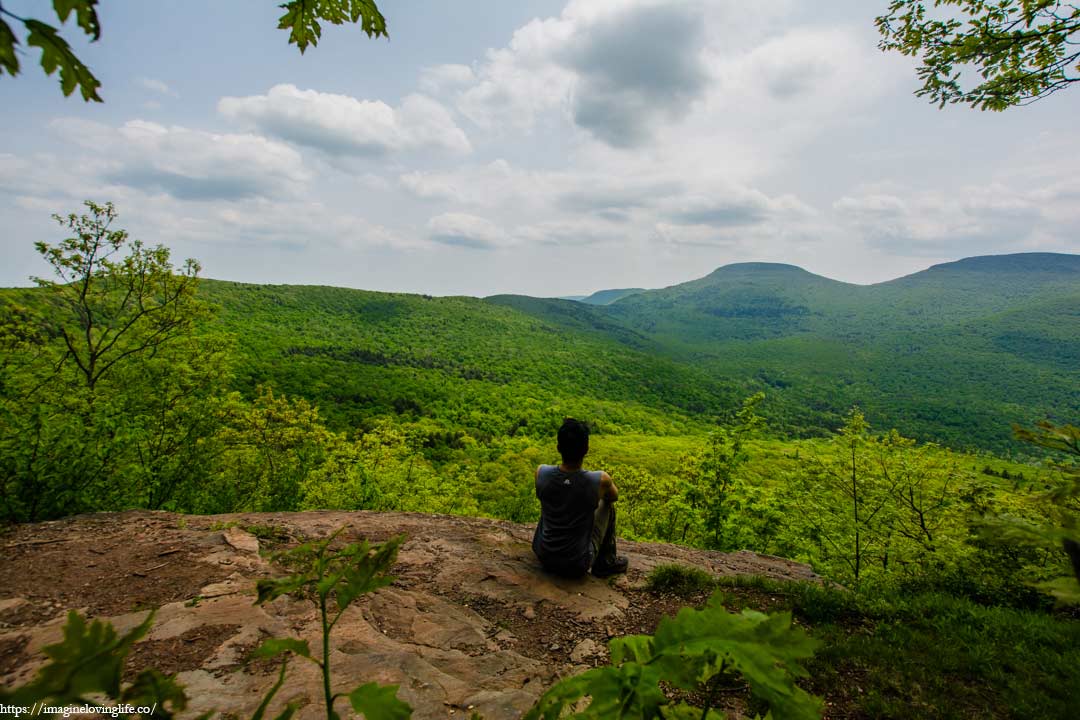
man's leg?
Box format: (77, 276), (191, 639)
(591, 500), (626, 576)
(591, 500), (612, 564)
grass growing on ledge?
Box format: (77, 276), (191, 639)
(648, 574), (1080, 719)
(645, 563), (718, 595)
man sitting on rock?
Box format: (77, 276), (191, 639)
(532, 418), (628, 578)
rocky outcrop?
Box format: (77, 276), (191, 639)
(0, 510), (818, 719)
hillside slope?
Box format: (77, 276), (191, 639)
(579, 287), (646, 305)
(4, 253), (1075, 452)
(200, 281), (737, 436)
(562, 254), (1080, 448)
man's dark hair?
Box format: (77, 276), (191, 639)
(557, 418), (590, 465)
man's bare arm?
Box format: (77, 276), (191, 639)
(600, 471), (618, 502)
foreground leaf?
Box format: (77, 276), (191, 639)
(526, 589), (822, 720)
(277, 0), (387, 54)
(348, 682), (412, 720)
(3, 610), (153, 703)
(651, 597), (822, 719)
(525, 664), (667, 720)
(122, 669), (189, 719)
(0, 19), (18, 76)
(52, 0), (101, 40)
(253, 637), (312, 660)
(24, 19), (102, 101)
(336, 535), (404, 611)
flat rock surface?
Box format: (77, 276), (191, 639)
(0, 510), (818, 719)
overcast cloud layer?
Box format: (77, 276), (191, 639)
(2, 0), (1078, 296)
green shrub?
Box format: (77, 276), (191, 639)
(526, 589), (823, 720)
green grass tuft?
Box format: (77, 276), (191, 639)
(646, 563), (717, 594)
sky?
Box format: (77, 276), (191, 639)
(2, 0), (1079, 297)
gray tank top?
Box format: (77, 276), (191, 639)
(532, 465), (602, 576)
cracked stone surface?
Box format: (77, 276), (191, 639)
(0, 510), (819, 719)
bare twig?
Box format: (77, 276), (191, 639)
(2, 537), (70, 550)
(132, 561), (170, 577)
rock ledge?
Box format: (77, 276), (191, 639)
(0, 510), (818, 719)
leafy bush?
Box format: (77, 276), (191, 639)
(526, 590), (822, 720)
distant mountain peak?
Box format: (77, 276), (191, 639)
(580, 287), (646, 305)
(707, 262), (810, 276)
(927, 252), (1080, 274)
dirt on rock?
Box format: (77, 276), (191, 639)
(0, 510), (819, 719)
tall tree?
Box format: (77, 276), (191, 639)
(791, 409), (901, 585)
(0, 202), (224, 520)
(681, 392), (765, 550)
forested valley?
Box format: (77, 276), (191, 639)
(2, 202), (1079, 718)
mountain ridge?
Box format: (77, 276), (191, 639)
(167, 252), (1080, 300)
(4, 251), (1075, 452)
(192, 250), (1080, 451)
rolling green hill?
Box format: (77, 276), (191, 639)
(198, 281), (737, 440)
(493, 253), (1080, 450)
(5, 252), (1075, 454)
(578, 287), (646, 305)
(194, 252), (1078, 452)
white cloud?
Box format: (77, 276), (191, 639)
(419, 64), (477, 94)
(400, 160), (530, 206)
(137, 77), (177, 97)
(5, 0), (1079, 296)
(663, 187), (814, 228)
(717, 27), (872, 102)
(833, 187), (1054, 256)
(444, 0), (893, 169)
(455, 15), (575, 132)
(218, 84), (471, 157)
(428, 212), (509, 249)
(48, 118), (309, 201)
(514, 216), (624, 246)
(398, 157), (815, 231)
(450, 0), (712, 143)
(560, 1), (710, 147)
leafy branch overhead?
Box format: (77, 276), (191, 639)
(0, 0), (387, 102)
(876, 0), (1080, 110)
(278, 0), (387, 54)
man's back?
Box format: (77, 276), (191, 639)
(532, 464), (602, 576)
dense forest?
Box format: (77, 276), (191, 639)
(2, 202), (1079, 717)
